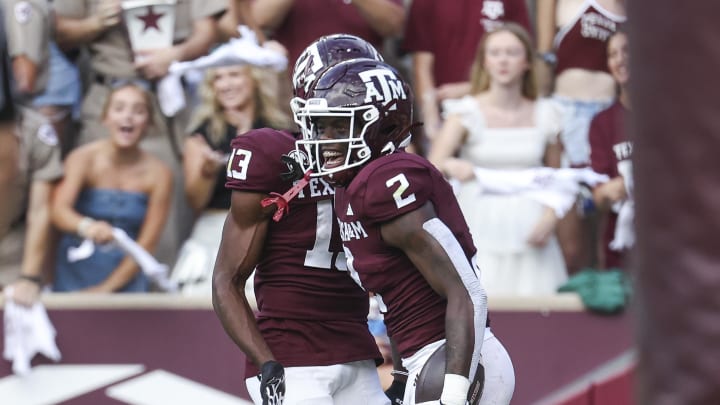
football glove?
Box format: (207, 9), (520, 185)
(259, 360), (285, 405)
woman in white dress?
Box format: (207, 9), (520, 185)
(428, 23), (567, 296)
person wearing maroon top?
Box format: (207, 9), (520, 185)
(589, 30), (631, 269)
(403, 0), (531, 139)
(251, 0), (404, 71)
(294, 58), (514, 405)
(536, 0), (626, 276)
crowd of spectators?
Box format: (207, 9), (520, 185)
(0, 0), (631, 305)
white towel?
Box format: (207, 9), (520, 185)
(157, 25), (288, 116)
(65, 228), (178, 292)
(111, 229), (178, 292)
(609, 160), (635, 251)
(67, 238), (95, 262)
(3, 288), (61, 376)
(609, 200), (635, 251)
(472, 167), (610, 217)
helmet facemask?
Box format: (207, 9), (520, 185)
(293, 97), (380, 181)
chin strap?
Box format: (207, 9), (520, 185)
(260, 170), (313, 222)
(384, 122), (422, 155)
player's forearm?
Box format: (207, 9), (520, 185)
(352, 0), (405, 37)
(212, 272), (275, 367)
(443, 296), (474, 377)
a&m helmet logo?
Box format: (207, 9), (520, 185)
(292, 43), (324, 96)
(358, 68), (407, 104)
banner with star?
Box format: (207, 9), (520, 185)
(122, 0), (177, 53)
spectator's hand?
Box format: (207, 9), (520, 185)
(385, 379), (406, 404)
(134, 47), (182, 80)
(527, 207), (559, 247)
(83, 220), (115, 244)
(92, 0), (122, 31)
(594, 177), (627, 208)
(9, 278), (41, 307)
(443, 158), (475, 182)
(187, 135), (225, 178)
(201, 148), (226, 178)
(259, 360), (285, 405)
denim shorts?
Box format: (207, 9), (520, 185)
(32, 42), (81, 114)
(553, 96), (613, 167)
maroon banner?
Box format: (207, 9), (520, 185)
(0, 294), (634, 405)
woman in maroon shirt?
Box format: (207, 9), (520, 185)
(589, 30), (632, 269)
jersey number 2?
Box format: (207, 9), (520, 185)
(386, 173), (417, 209)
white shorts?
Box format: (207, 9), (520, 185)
(404, 328), (515, 405)
(245, 359), (389, 405)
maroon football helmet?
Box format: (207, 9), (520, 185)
(293, 58), (414, 185)
(292, 34), (383, 100)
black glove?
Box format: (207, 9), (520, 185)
(258, 360), (285, 405)
(385, 379), (406, 405)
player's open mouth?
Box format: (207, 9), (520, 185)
(322, 150), (345, 169)
(119, 125), (135, 136)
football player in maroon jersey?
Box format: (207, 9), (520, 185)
(293, 58), (514, 405)
(212, 35), (394, 405)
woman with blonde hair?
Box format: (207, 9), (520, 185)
(173, 64), (293, 294)
(52, 83), (172, 292)
(429, 23), (568, 296)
